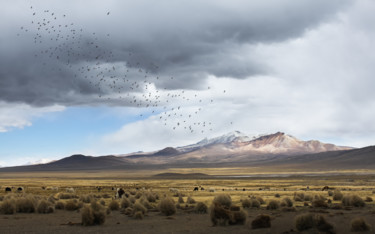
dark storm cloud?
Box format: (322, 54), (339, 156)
(0, 0), (351, 106)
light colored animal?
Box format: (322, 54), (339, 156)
(169, 188), (179, 193)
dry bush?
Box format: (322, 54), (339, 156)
(65, 200), (80, 211)
(187, 196), (195, 204)
(294, 192), (305, 201)
(135, 192), (143, 199)
(146, 192), (156, 202)
(351, 217), (371, 232)
(16, 196), (36, 213)
(251, 214), (271, 229)
(213, 194), (232, 208)
(108, 200), (119, 210)
(242, 199), (251, 208)
(133, 201), (147, 215)
(342, 195), (365, 207)
(229, 209), (247, 225)
(365, 196), (373, 202)
(124, 207), (133, 216)
(274, 193), (280, 198)
(312, 197), (328, 208)
(256, 197), (265, 204)
(251, 199), (261, 208)
(333, 190), (343, 201)
(81, 201), (106, 226)
(281, 197), (293, 207)
(121, 197), (131, 208)
(328, 191), (333, 196)
(178, 195), (184, 204)
(55, 201), (65, 210)
(47, 196), (57, 204)
(266, 200), (279, 210)
(210, 203), (234, 226)
(59, 193), (78, 199)
(0, 199), (16, 214)
(37, 200), (54, 214)
(99, 199), (105, 206)
(80, 194), (94, 203)
(134, 211), (144, 220)
(129, 196), (136, 204)
(140, 197), (153, 209)
(159, 197), (176, 216)
(195, 202), (208, 214)
(295, 213), (333, 232)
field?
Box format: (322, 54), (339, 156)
(1, 169), (375, 233)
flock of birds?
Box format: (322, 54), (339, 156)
(17, 6), (231, 134)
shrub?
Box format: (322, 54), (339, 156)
(187, 196), (195, 204)
(159, 197), (176, 216)
(256, 197), (265, 204)
(133, 201), (147, 215)
(55, 201), (65, 210)
(333, 190), (343, 201)
(129, 196), (136, 204)
(229, 209), (247, 225)
(294, 192), (304, 201)
(0, 199), (16, 214)
(37, 200), (54, 213)
(195, 202), (208, 214)
(108, 200), (119, 210)
(266, 200), (279, 210)
(251, 199), (261, 208)
(134, 211), (144, 220)
(342, 195), (365, 207)
(16, 196), (36, 213)
(342, 195), (351, 206)
(124, 207), (133, 216)
(213, 194), (232, 208)
(281, 197), (293, 207)
(121, 197), (131, 208)
(351, 218), (370, 232)
(210, 203), (234, 226)
(135, 192), (142, 199)
(178, 195), (184, 204)
(140, 197), (153, 209)
(251, 214), (271, 229)
(312, 197), (328, 208)
(65, 200), (80, 211)
(295, 213), (333, 232)
(145, 192), (156, 203)
(242, 199), (251, 208)
(81, 201), (106, 226)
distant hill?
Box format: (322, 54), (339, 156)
(1, 131), (371, 172)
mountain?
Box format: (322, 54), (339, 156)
(0, 131), (368, 172)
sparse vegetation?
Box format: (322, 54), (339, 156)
(351, 217), (371, 232)
(133, 201), (147, 215)
(187, 196), (195, 204)
(333, 190), (343, 200)
(108, 200), (119, 210)
(159, 197), (176, 216)
(342, 195), (365, 207)
(121, 197), (131, 208)
(213, 194), (232, 208)
(0, 199), (16, 214)
(37, 200), (54, 213)
(65, 200), (80, 211)
(266, 200), (279, 210)
(55, 201), (65, 210)
(295, 213), (333, 232)
(195, 202), (208, 214)
(251, 214), (271, 229)
(242, 198), (251, 208)
(16, 196), (36, 213)
(280, 197), (293, 207)
(81, 201), (106, 226)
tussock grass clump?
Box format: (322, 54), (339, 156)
(59, 193), (78, 199)
(99, 199), (105, 206)
(0, 195), (4, 202)
(124, 207), (133, 216)
(266, 200), (279, 210)
(274, 193), (280, 198)
(37, 200), (54, 213)
(251, 199), (261, 208)
(312, 197), (328, 208)
(140, 197), (153, 209)
(134, 211), (144, 220)
(195, 202), (208, 214)
(16, 196), (36, 213)
(342, 195), (365, 207)
(256, 197), (265, 205)
(213, 194), (232, 208)
(133, 201), (147, 215)
(210, 203), (234, 226)
(304, 194), (313, 201)
(159, 197), (176, 216)
(178, 195), (184, 204)
(81, 201), (106, 226)
(328, 191), (333, 196)
(281, 197), (293, 207)
(0, 199), (16, 214)
(251, 214), (271, 229)
(55, 201), (65, 210)
(295, 213), (333, 232)
(187, 196), (195, 204)
(80, 194), (94, 203)
(120, 197), (131, 208)
(129, 196), (136, 204)
(351, 217), (371, 232)
(145, 192), (157, 202)
(135, 192), (143, 199)
(333, 190), (343, 201)
(242, 199), (251, 208)
(108, 200), (119, 210)
(230, 209), (247, 225)
(65, 200), (80, 211)
(47, 196), (57, 204)
(365, 196), (373, 202)
(294, 192), (305, 202)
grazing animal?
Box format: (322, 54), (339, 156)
(193, 187), (199, 191)
(201, 187), (205, 191)
(5, 187), (11, 192)
(322, 186), (330, 191)
(66, 187), (75, 193)
(242, 188), (246, 191)
(17, 187), (24, 192)
(116, 188), (125, 199)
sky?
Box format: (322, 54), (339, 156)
(1, 0), (374, 167)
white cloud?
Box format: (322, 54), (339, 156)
(0, 102), (65, 132)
